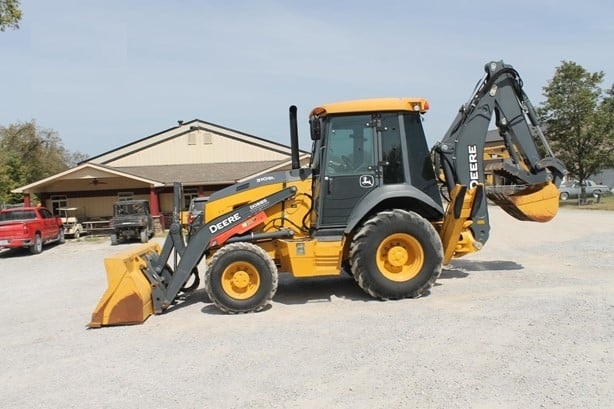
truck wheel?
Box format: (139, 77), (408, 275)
(140, 229), (148, 243)
(30, 233), (43, 254)
(349, 209), (443, 299)
(206, 242), (278, 314)
(110, 233), (118, 245)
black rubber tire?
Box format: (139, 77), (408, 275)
(74, 229), (80, 239)
(30, 233), (43, 254)
(140, 229), (148, 243)
(205, 242), (278, 314)
(58, 229), (65, 244)
(349, 209), (443, 300)
(560, 192), (569, 201)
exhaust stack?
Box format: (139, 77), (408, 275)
(289, 105), (300, 170)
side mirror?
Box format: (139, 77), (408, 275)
(310, 118), (321, 141)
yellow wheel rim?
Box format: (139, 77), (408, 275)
(221, 261), (260, 300)
(376, 233), (424, 282)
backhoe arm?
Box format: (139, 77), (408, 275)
(434, 60), (566, 247)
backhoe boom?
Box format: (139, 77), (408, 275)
(434, 60), (566, 244)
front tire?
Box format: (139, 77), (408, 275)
(560, 192), (569, 201)
(349, 209), (443, 299)
(58, 229), (65, 244)
(205, 242), (278, 314)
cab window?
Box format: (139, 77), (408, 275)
(324, 114), (375, 176)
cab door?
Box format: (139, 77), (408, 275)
(39, 208), (58, 240)
(317, 114), (378, 227)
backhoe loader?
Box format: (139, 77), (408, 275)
(89, 60), (566, 327)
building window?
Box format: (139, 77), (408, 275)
(118, 192), (134, 201)
(203, 132), (213, 144)
(50, 195), (67, 215)
(183, 188), (198, 210)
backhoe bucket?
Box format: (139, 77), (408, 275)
(88, 243), (160, 328)
(488, 182), (560, 223)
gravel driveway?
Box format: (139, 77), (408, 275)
(1, 207), (612, 409)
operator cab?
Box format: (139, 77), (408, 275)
(308, 98), (441, 232)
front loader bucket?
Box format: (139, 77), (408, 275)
(488, 182), (560, 223)
(88, 243), (160, 328)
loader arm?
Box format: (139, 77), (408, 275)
(89, 186), (297, 327)
(434, 60), (566, 246)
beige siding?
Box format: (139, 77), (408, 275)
(159, 189), (218, 216)
(159, 193), (174, 215)
(44, 195), (150, 220)
(105, 132), (288, 167)
(42, 178), (150, 193)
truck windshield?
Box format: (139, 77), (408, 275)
(114, 203), (145, 215)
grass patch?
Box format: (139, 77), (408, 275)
(559, 193), (614, 211)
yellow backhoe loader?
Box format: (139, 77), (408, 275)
(89, 60), (566, 327)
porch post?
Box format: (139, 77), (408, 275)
(149, 187), (160, 215)
(23, 193), (31, 207)
(149, 187), (165, 233)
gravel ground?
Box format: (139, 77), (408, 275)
(1, 206), (612, 409)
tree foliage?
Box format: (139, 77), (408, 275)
(0, 0), (21, 31)
(0, 121), (88, 205)
(539, 61), (614, 193)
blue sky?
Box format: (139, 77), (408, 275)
(1, 0), (613, 157)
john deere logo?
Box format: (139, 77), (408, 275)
(359, 175), (374, 188)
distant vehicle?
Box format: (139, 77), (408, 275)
(0, 206), (64, 254)
(109, 200), (154, 245)
(559, 180), (609, 200)
(57, 207), (84, 238)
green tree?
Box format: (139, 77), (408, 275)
(0, 121), (88, 205)
(539, 61), (614, 200)
(0, 0), (21, 31)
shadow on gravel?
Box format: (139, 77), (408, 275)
(173, 262), (523, 315)
(0, 240), (65, 258)
(439, 268), (470, 279)
(0, 248), (30, 258)
(161, 273), (374, 316)
(273, 273), (373, 306)
(446, 259), (524, 273)
(167, 288), (215, 313)
(187, 273), (377, 314)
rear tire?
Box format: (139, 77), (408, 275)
(206, 242), (278, 314)
(30, 233), (43, 254)
(350, 209), (443, 299)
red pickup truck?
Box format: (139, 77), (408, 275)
(0, 206), (64, 254)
